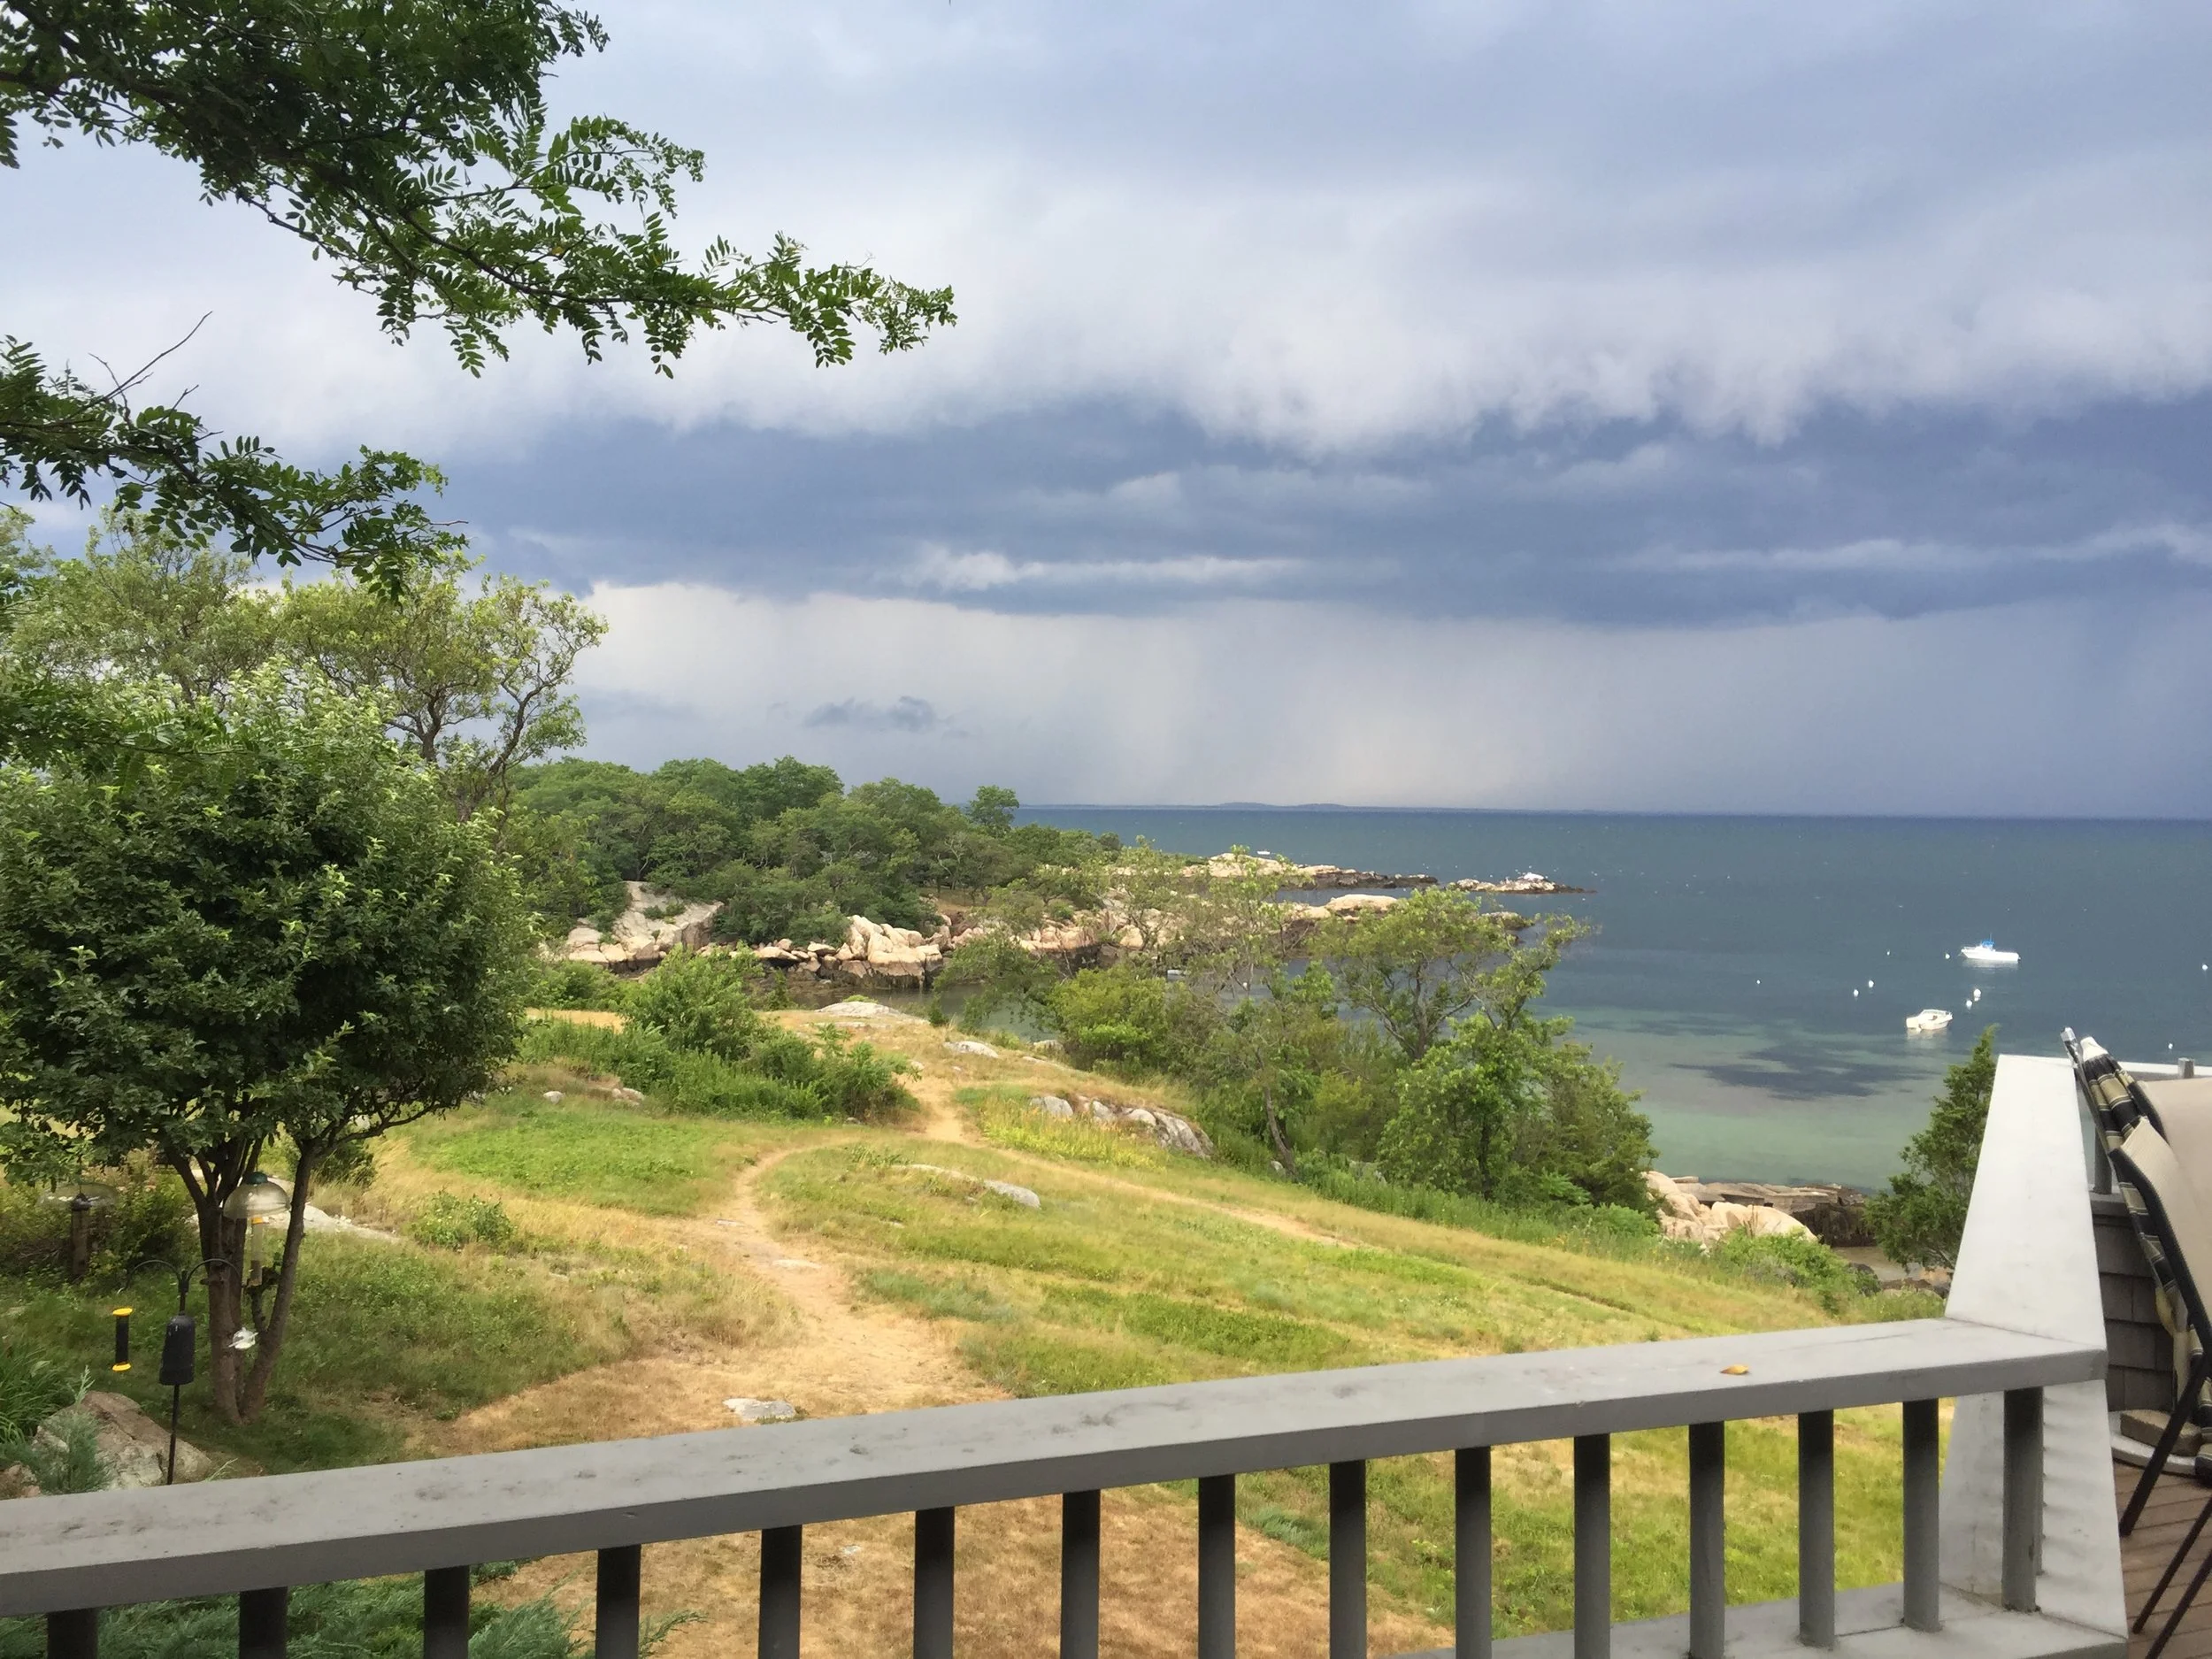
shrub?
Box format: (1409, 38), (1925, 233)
(527, 959), (632, 1011)
(409, 1194), (519, 1251)
(0, 1164), (194, 1284)
(1713, 1229), (1866, 1311)
(658, 1052), (823, 1119)
(0, 1407), (109, 1493)
(626, 949), (764, 1062)
(810, 1031), (918, 1121)
(518, 999), (911, 1120)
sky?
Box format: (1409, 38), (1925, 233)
(9, 1), (2212, 814)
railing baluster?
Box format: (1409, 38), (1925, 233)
(424, 1567), (470, 1659)
(1198, 1472), (1236, 1659)
(914, 1507), (956, 1659)
(1573, 1434), (1609, 1659)
(1455, 1448), (1491, 1659)
(595, 1547), (641, 1659)
(1799, 1410), (1835, 1647)
(2002, 1387), (2043, 1612)
(759, 1526), (803, 1659)
(1901, 1399), (1940, 1632)
(239, 1588), (288, 1659)
(47, 1609), (97, 1659)
(1687, 1422), (1724, 1659)
(1061, 1489), (1102, 1659)
(1331, 1461), (1366, 1659)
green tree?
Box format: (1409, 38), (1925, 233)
(1211, 964), (1341, 1175)
(0, 676), (534, 1421)
(1, 0), (955, 596)
(1866, 1025), (1998, 1271)
(1376, 1022), (1548, 1200)
(274, 564), (606, 823)
(1518, 1041), (1655, 1209)
(966, 785), (1020, 834)
(1316, 888), (1515, 1064)
(2, 521), (607, 832)
(2, 509), (280, 706)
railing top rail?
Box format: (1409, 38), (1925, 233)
(0, 1316), (2097, 1616)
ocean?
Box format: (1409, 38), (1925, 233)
(1018, 809), (2212, 1189)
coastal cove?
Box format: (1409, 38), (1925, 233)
(1019, 808), (2212, 1188)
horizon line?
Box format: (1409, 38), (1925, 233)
(1022, 803), (2212, 826)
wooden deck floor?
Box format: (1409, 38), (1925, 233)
(2121, 1457), (2212, 1659)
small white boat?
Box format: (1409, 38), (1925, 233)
(1960, 940), (2020, 965)
(1906, 1008), (1954, 1034)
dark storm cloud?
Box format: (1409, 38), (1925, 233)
(457, 393), (2212, 626)
(803, 696), (948, 733)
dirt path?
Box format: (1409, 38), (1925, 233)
(442, 1143), (986, 1455)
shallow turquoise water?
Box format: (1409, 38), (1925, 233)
(1019, 809), (2212, 1188)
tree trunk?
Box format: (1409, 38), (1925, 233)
(1262, 1079), (1299, 1179)
(238, 1148), (317, 1421)
(173, 1158), (250, 1423)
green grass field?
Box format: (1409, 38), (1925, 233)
(403, 1091), (760, 1215)
(769, 1133), (1933, 1635)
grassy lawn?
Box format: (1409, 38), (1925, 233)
(768, 1134), (1934, 1636)
(403, 1088), (760, 1216)
(0, 1076), (795, 1473)
(1, 1232), (633, 1471)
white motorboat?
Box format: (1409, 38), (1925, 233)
(1905, 1008), (1954, 1034)
(1960, 940), (2020, 965)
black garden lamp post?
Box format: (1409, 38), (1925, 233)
(116, 1254), (233, 1486)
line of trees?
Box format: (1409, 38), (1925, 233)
(512, 759), (1115, 943)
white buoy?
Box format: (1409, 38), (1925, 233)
(1868, 979), (1875, 988)
(1853, 989), (1860, 997)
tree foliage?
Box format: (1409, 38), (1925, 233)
(1316, 887), (1515, 1063)
(513, 762), (1114, 941)
(1, 511), (606, 841)
(1377, 1022), (1550, 1201)
(1866, 1025), (1997, 1271)
(0, 0), (954, 597)
(0, 677), (534, 1421)
(277, 565), (605, 823)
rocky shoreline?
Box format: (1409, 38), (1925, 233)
(1647, 1172), (1874, 1247)
(555, 852), (1578, 986)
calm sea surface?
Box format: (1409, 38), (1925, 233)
(1018, 809), (2212, 1188)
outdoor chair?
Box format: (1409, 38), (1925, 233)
(2108, 1117), (2212, 1659)
(2068, 1030), (2211, 1525)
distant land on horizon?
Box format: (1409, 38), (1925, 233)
(1024, 803), (2212, 824)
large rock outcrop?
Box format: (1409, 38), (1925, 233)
(754, 917), (950, 988)
(561, 882), (721, 970)
(1646, 1171), (1821, 1247)
(1671, 1178), (1874, 1247)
